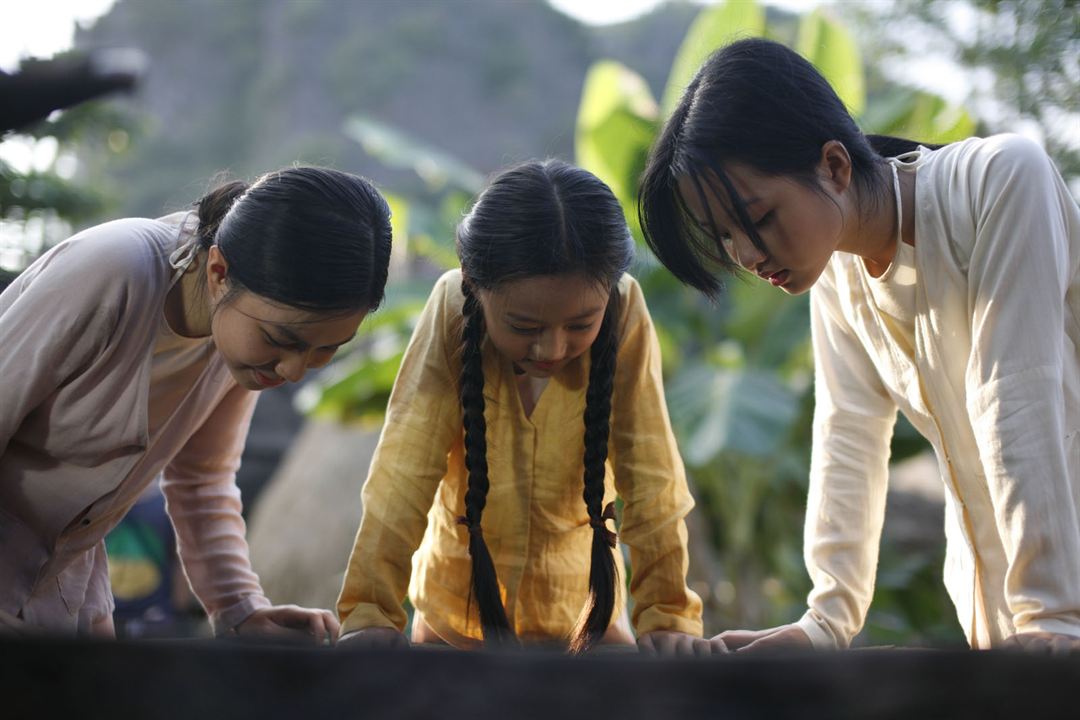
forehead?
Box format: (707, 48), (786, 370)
(482, 274), (609, 320)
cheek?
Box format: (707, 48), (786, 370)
(308, 349), (337, 369)
(212, 316), (269, 366)
(486, 329), (530, 361)
(570, 328), (603, 360)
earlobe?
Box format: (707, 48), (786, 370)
(819, 140), (853, 194)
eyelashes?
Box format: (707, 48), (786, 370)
(508, 323), (596, 335)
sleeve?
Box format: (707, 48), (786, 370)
(336, 273), (464, 635)
(0, 237), (124, 457)
(961, 135), (1080, 638)
(794, 277), (898, 649)
(78, 540), (116, 630)
(161, 383), (270, 635)
(608, 277), (704, 637)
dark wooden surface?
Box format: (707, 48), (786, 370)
(4, 637), (1077, 719)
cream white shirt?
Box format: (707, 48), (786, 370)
(796, 135), (1080, 648)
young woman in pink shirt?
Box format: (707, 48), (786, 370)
(0, 167), (392, 641)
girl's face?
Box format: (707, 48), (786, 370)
(677, 143), (854, 296)
(206, 248), (366, 391)
(476, 273), (610, 379)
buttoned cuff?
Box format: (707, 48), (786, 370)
(796, 609), (842, 649)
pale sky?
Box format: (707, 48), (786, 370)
(0, 0), (117, 71)
(1, 1), (827, 71)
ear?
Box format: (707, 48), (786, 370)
(817, 140), (853, 195)
(205, 245), (230, 303)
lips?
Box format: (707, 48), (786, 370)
(253, 369), (285, 388)
(531, 360), (557, 371)
(760, 269), (789, 287)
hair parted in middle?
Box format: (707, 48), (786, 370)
(454, 158), (634, 652)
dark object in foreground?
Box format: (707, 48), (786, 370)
(4, 636), (1077, 719)
(0, 49), (143, 134)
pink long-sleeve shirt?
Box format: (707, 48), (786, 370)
(0, 212), (270, 634)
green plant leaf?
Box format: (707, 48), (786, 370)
(667, 363), (800, 466)
(796, 9), (865, 116)
(305, 350), (406, 426)
(575, 60), (658, 241)
(860, 88), (975, 145)
(343, 115), (485, 193)
(660, 0), (766, 117)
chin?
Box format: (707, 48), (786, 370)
(522, 360), (567, 378)
(225, 366), (260, 391)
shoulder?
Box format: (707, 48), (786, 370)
(433, 268), (465, 304)
(615, 272), (645, 312)
(924, 134), (1054, 194)
(614, 272), (651, 333)
(954, 133), (1048, 167)
(426, 269), (465, 323)
(15, 217), (177, 306)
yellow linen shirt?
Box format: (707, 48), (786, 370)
(338, 269), (702, 645)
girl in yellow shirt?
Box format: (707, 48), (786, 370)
(338, 160), (705, 655)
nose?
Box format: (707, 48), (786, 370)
(275, 350), (311, 384)
(533, 330), (567, 362)
(726, 233), (766, 272)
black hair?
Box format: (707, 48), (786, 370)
(194, 167), (392, 313)
(639, 37), (932, 298)
(455, 159), (633, 652)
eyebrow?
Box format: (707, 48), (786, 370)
(506, 307), (604, 323)
(269, 324), (354, 348)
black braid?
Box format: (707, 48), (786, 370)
(459, 281), (518, 647)
(568, 286), (621, 654)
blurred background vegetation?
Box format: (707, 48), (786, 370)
(2, 0), (1076, 645)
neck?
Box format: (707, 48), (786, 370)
(164, 254), (212, 338)
(847, 162), (916, 277)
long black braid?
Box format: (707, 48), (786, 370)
(568, 285), (621, 654)
(459, 281), (517, 646)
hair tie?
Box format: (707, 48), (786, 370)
(588, 502), (616, 529)
(457, 515), (484, 538)
(589, 502), (618, 548)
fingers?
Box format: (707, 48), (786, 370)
(638, 631), (720, 657)
(308, 612), (327, 646)
(735, 626), (811, 654)
(738, 633), (789, 654)
(239, 606), (344, 645)
(304, 610), (341, 645)
(0, 609), (27, 636)
(717, 627), (777, 650)
(661, 633), (696, 657)
(1051, 635), (1080, 656)
(324, 611), (342, 644)
(693, 637), (718, 657)
(337, 626), (409, 649)
(707, 636), (730, 654)
(1003, 632), (1080, 656)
